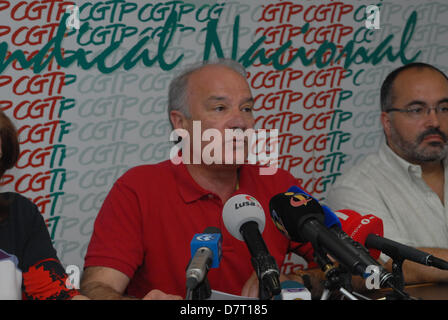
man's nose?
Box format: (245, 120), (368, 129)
(425, 107), (441, 128)
(226, 110), (252, 130)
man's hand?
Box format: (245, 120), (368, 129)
(71, 294), (91, 300)
(82, 266), (184, 300)
(241, 272), (259, 297)
(241, 272), (294, 298)
(142, 289), (183, 300)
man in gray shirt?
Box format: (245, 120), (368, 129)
(326, 62), (448, 285)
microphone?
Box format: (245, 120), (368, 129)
(335, 209), (383, 260)
(222, 194), (281, 299)
(186, 227), (222, 290)
(335, 210), (448, 270)
(365, 234), (448, 270)
(269, 191), (393, 288)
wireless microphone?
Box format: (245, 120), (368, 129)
(186, 227), (222, 290)
(222, 194), (281, 299)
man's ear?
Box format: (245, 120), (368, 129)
(380, 111), (392, 140)
(170, 110), (187, 130)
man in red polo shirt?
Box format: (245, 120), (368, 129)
(81, 59), (314, 299)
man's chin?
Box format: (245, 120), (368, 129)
(389, 134), (447, 163)
(413, 146), (447, 162)
(200, 154), (247, 167)
(426, 141), (446, 149)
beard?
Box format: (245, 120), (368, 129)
(389, 126), (448, 163)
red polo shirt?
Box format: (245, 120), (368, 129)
(84, 160), (303, 298)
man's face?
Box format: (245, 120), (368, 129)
(382, 68), (448, 164)
(182, 65), (255, 166)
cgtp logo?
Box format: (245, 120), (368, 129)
(365, 5), (380, 30)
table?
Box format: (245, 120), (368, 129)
(366, 282), (448, 300)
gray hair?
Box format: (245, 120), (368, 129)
(167, 58), (247, 126)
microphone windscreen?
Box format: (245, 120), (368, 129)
(287, 186), (341, 228)
(190, 231), (222, 269)
(222, 194), (265, 241)
(336, 209), (383, 260)
(190, 228), (223, 268)
(321, 205), (342, 229)
(269, 191), (324, 243)
(287, 186), (303, 194)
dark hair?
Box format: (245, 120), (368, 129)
(0, 110), (20, 222)
(380, 62), (448, 112)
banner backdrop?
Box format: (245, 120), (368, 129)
(0, 0), (447, 276)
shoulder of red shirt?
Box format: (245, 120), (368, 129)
(116, 160), (299, 188)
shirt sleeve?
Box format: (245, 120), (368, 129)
(22, 258), (79, 300)
(84, 179), (144, 279)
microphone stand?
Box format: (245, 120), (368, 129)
(186, 277), (212, 300)
(192, 277), (212, 300)
(314, 248), (359, 300)
(384, 256), (416, 300)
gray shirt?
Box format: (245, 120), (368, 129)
(326, 142), (448, 261)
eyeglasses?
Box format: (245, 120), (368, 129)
(386, 102), (448, 119)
